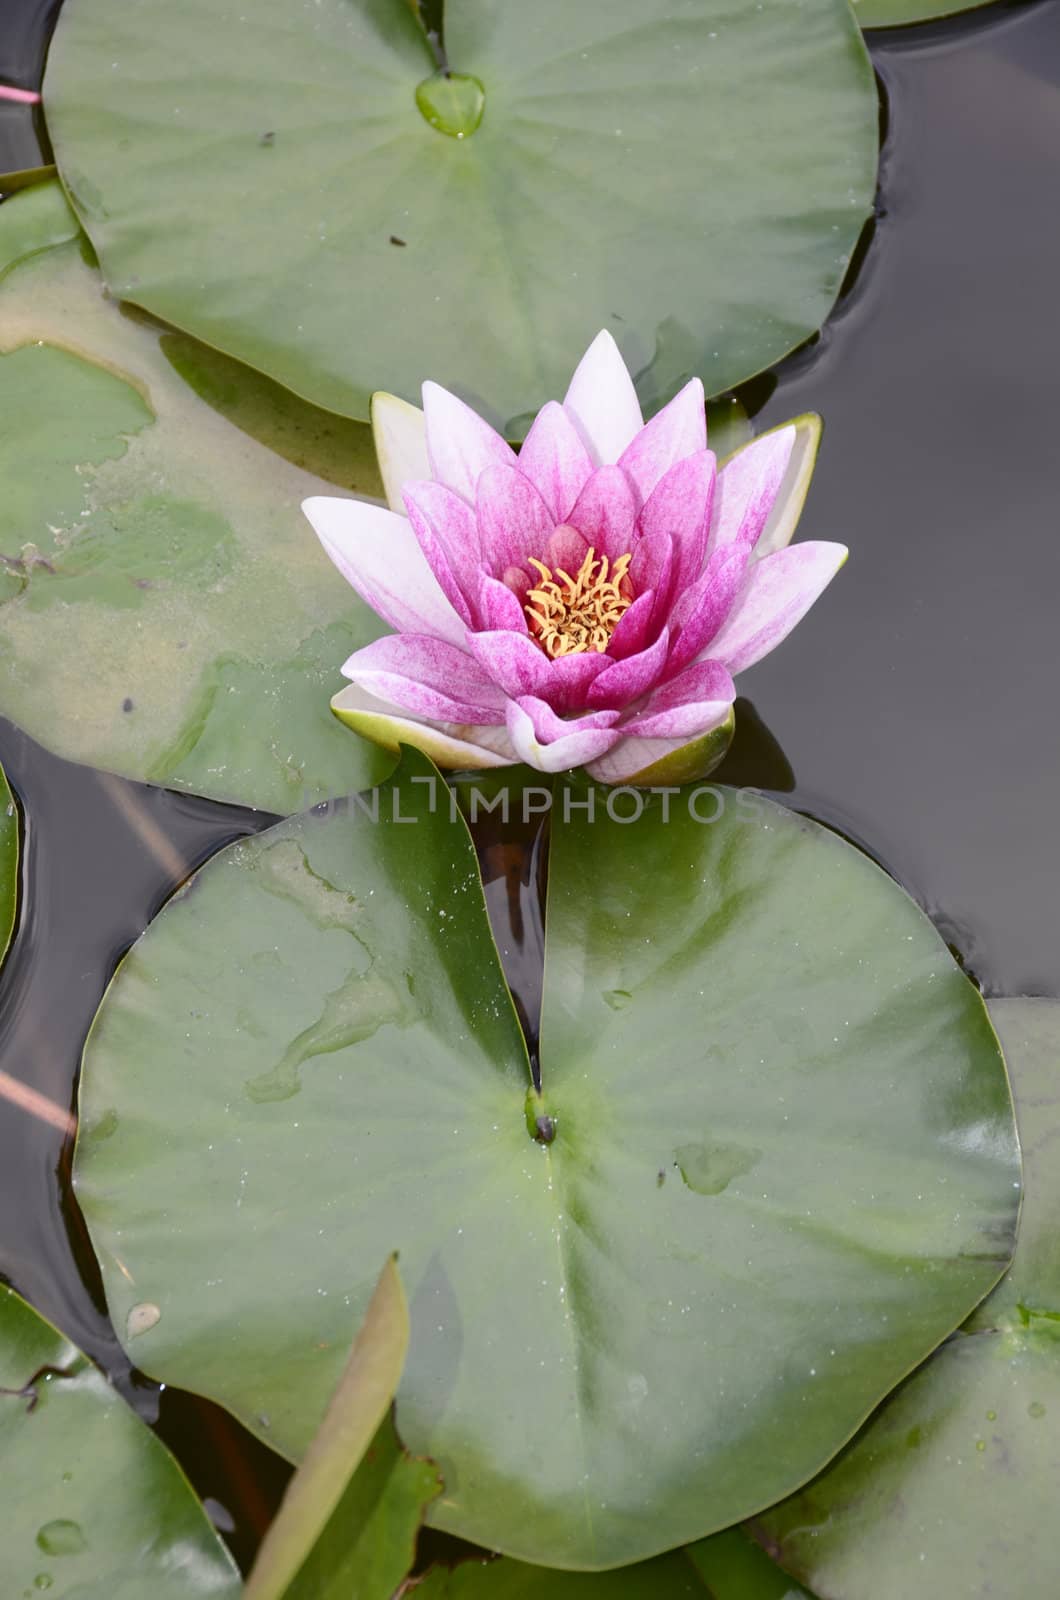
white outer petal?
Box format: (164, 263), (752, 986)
(751, 413), (822, 563)
(331, 685), (516, 769)
(562, 329), (644, 465)
(371, 391), (430, 514)
(302, 495), (467, 646)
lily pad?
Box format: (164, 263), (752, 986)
(0, 1282), (240, 1598)
(753, 999), (1060, 1600)
(0, 181), (391, 811)
(44, 0), (878, 427)
(851, 0), (996, 27)
(74, 754), (1018, 1569)
(0, 760), (17, 965)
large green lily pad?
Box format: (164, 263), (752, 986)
(44, 0), (877, 427)
(0, 760), (17, 965)
(75, 756), (1018, 1569)
(753, 999), (1060, 1599)
(0, 1283), (240, 1598)
(852, 0), (995, 27)
(0, 182), (388, 812)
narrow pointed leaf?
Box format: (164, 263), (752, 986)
(0, 761), (16, 966)
(246, 1255), (416, 1600)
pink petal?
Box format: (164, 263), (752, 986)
(402, 482), (479, 623)
(628, 531), (675, 634)
(502, 565), (532, 603)
(331, 684), (516, 769)
(514, 696), (621, 742)
(628, 528), (672, 599)
(567, 465), (640, 561)
(467, 630), (551, 700)
(403, 480), (481, 571)
(477, 573), (529, 634)
(617, 378), (706, 501)
(542, 523), (590, 575)
(708, 542), (848, 674)
(539, 650), (612, 714)
(341, 635), (507, 724)
(619, 661), (735, 738)
(302, 496), (468, 647)
(517, 402), (594, 523)
(606, 589), (657, 660)
(708, 427), (796, 558)
(506, 699), (622, 774)
(562, 330), (643, 465)
(476, 465), (554, 575)
(666, 544), (751, 675)
(587, 628), (670, 710)
(639, 450), (717, 595)
(422, 381), (516, 504)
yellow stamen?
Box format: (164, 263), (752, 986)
(524, 546), (634, 658)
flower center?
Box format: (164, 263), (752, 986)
(524, 547), (633, 658)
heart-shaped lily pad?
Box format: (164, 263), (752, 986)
(0, 182), (390, 812)
(0, 1283), (240, 1597)
(753, 998), (1060, 1599)
(0, 760), (16, 965)
(74, 754), (1018, 1569)
(43, 0), (877, 426)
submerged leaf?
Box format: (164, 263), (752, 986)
(0, 182), (390, 810)
(412, 1528), (815, 1596)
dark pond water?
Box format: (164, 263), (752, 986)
(1, 0), (1058, 1571)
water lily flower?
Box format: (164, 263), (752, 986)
(303, 332), (846, 785)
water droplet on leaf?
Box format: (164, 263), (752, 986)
(126, 1302), (161, 1339)
(36, 1521), (86, 1556)
(674, 1140), (760, 1196)
(415, 71), (486, 139)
